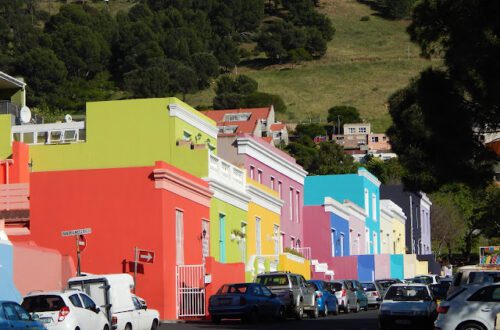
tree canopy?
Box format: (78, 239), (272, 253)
(327, 105), (362, 134)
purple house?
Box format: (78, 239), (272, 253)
(217, 134), (308, 250)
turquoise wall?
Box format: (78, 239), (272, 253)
(390, 254), (404, 280)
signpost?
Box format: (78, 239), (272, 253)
(61, 228), (92, 276)
(133, 247), (155, 293)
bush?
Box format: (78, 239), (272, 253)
(284, 247), (305, 258)
(360, 16), (370, 21)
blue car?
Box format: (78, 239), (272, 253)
(307, 280), (339, 316)
(0, 301), (45, 329)
(208, 283), (285, 323)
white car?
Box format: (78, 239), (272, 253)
(22, 290), (110, 330)
(414, 274), (441, 285)
(435, 283), (500, 330)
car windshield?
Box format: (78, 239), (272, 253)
(384, 286), (431, 301)
(257, 275), (289, 286)
(332, 283), (343, 291)
(468, 272), (500, 284)
(22, 295), (66, 312)
(361, 283), (377, 291)
(414, 276), (433, 284)
(217, 284), (249, 294)
(377, 280), (397, 289)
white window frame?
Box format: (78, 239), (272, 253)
(289, 187), (294, 221)
(175, 209), (184, 265)
(256, 217), (262, 255)
(270, 176), (275, 190)
(278, 181), (282, 198)
(250, 165), (255, 180)
(340, 233), (345, 256)
(295, 190), (300, 223)
(331, 229), (336, 257)
(373, 232), (378, 255)
(364, 189), (369, 216)
(372, 193), (377, 221)
(257, 169), (263, 184)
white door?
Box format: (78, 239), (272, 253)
(273, 225), (280, 255)
(79, 293), (99, 329)
(256, 217), (261, 255)
(176, 209), (184, 265)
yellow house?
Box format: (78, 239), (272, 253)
(380, 204), (394, 254)
(380, 200), (407, 254)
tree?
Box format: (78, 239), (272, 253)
(123, 66), (171, 98)
(364, 157), (404, 185)
(315, 142), (358, 175)
(381, 0), (416, 19)
(327, 105), (362, 133)
(215, 75), (258, 95)
(191, 52), (219, 89)
(294, 123), (327, 140)
(173, 66), (197, 101)
(244, 92), (287, 113)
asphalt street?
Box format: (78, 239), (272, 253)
(160, 309), (379, 330)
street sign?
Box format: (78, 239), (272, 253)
(137, 250), (155, 264)
(61, 228), (92, 237)
(77, 235), (87, 252)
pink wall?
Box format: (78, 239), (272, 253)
(303, 206), (331, 262)
(374, 254), (391, 279)
(13, 241), (75, 295)
(348, 214), (366, 255)
(328, 256), (358, 280)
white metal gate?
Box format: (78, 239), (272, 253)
(176, 264), (206, 318)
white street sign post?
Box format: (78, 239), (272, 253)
(133, 247), (155, 293)
(61, 228), (92, 276)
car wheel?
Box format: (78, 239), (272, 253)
(345, 301), (350, 314)
(322, 303), (328, 317)
(150, 320), (158, 330)
(125, 324), (132, 330)
(275, 306), (285, 321)
(211, 316), (221, 324)
(295, 302), (304, 320)
(354, 301), (360, 313)
(457, 322), (487, 330)
(103, 326), (109, 330)
(309, 303), (319, 319)
(333, 304), (339, 315)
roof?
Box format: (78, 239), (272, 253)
(0, 71), (25, 89)
(202, 107), (272, 135)
(270, 123), (286, 131)
(261, 136), (273, 144)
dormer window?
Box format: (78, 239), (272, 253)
(223, 113), (251, 122)
(218, 125), (238, 134)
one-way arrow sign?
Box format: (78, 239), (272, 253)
(137, 249), (155, 264)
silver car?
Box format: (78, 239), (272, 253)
(378, 283), (437, 330)
(361, 281), (382, 308)
(331, 280), (360, 313)
(435, 283), (500, 330)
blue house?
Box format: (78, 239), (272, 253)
(0, 231), (21, 302)
(324, 197), (351, 257)
(305, 168), (381, 255)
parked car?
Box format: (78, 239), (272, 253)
(378, 283), (437, 330)
(22, 290), (111, 330)
(331, 280), (367, 313)
(434, 283), (500, 330)
(256, 272), (317, 319)
(208, 283), (285, 323)
(307, 280), (339, 316)
(414, 274), (441, 285)
(0, 301), (45, 330)
(375, 279), (403, 298)
(448, 265), (500, 296)
(430, 277), (453, 303)
(361, 281), (382, 308)
(68, 274), (160, 330)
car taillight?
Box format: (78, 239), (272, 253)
(58, 306), (70, 322)
(373, 291), (379, 296)
(316, 292), (323, 298)
(239, 297), (247, 305)
(341, 289), (346, 297)
(437, 306), (449, 314)
(112, 315), (118, 326)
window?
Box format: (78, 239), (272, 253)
(359, 127), (367, 133)
(365, 229), (370, 253)
(250, 166), (255, 180)
(331, 229), (336, 256)
(372, 193), (377, 221)
(295, 191), (300, 223)
(13, 304), (30, 321)
(79, 294), (96, 310)
(256, 217), (262, 255)
(373, 232), (378, 254)
(270, 177), (275, 190)
(280, 233), (285, 253)
(291, 237), (295, 248)
(364, 189), (369, 215)
(273, 225), (280, 255)
(176, 209), (184, 265)
(223, 113), (251, 122)
(340, 233), (345, 256)
(348, 127), (356, 134)
(218, 126), (238, 134)
(69, 294), (83, 308)
(467, 285), (500, 302)
(371, 136), (379, 142)
(278, 181), (282, 198)
(3, 303), (19, 320)
(289, 188), (294, 221)
(183, 130), (192, 141)
(257, 170), (262, 183)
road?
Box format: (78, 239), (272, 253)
(160, 309), (379, 330)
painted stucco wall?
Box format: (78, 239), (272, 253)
(380, 216), (393, 254)
(357, 255), (375, 281)
(390, 254), (404, 280)
(209, 197), (248, 264)
(0, 230), (21, 302)
(374, 254), (391, 280)
(11, 162), (211, 320)
(27, 98), (215, 178)
(278, 253), (311, 279)
(348, 214), (366, 255)
(246, 193), (281, 258)
(303, 206), (332, 262)
(330, 213), (350, 257)
(305, 170), (381, 254)
(416, 260), (429, 276)
(0, 115), (11, 160)
(403, 254), (417, 278)
(327, 256), (358, 280)
(392, 219), (406, 254)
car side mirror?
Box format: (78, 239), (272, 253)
(142, 304), (147, 310)
(93, 307), (101, 314)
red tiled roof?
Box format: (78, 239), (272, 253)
(270, 123), (286, 131)
(202, 107), (272, 135)
(261, 137), (273, 144)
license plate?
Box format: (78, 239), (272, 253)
(39, 317), (53, 324)
(395, 319), (411, 325)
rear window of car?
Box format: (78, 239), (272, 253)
(257, 275), (289, 286)
(376, 280), (396, 289)
(22, 295), (66, 312)
(361, 283), (377, 291)
(332, 282), (343, 291)
(468, 272), (500, 284)
(217, 284), (249, 294)
(384, 286), (431, 301)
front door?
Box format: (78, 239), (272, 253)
(219, 214), (226, 262)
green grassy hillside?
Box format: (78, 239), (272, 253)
(186, 0), (436, 132)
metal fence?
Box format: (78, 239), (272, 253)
(176, 264), (206, 318)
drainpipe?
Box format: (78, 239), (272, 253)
(409, 195), (414, 254)
(0, 159), (14, 184)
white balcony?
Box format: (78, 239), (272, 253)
(11, 121), (85, 145)
(208, 153), (246, 192)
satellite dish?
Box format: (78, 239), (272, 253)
(20, 106), (31, 124)
(65, 114), (73, 123)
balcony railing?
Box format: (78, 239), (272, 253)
(0, 100), (19, 116)
(294, 247), (311, 260)
(208, 153), (246, 190)
(11, 121), (85, 145)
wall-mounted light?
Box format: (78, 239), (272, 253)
(201, 229), (207, 240)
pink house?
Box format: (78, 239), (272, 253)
(344, 200), (367, 255)
(217, 134), (308, 250)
